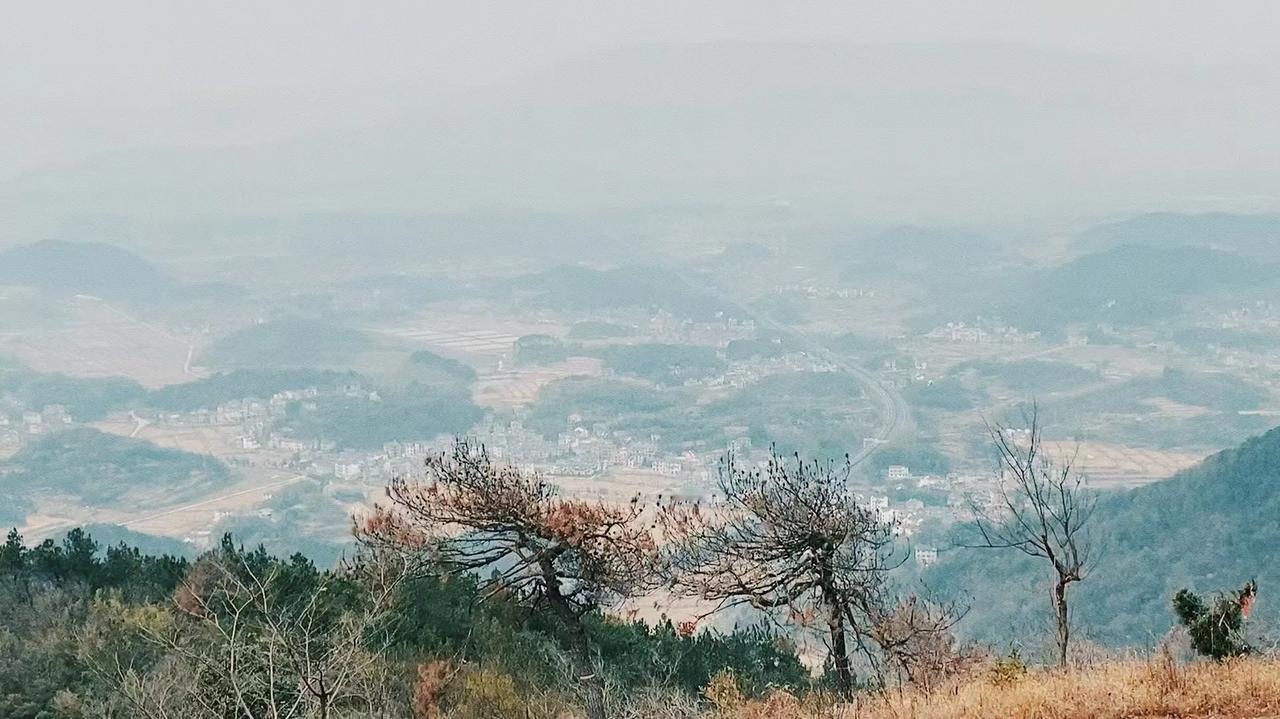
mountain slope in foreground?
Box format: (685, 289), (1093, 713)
(929, 424), (1280, 646)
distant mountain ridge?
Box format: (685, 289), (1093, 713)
(991, 244), (1279, 331)
(0, 239), (179, 302)
(10, 43), (1280, 224)
(1078, 213), (1280, 258)
(0, 239), (239, 304)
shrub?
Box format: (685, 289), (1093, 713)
(1173, 580), (1257, 660)
(989, 649), (1028, 686)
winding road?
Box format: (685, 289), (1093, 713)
(684, 271), (912, 467)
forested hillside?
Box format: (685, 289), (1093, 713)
(930, 424), (1280, 646)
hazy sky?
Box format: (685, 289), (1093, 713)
(5, 1), (1280, 232)
(5, 1), (1277, 177)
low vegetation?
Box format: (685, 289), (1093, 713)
(0, 364), (147, 421)
(147, 368), (363, 411)
(199, 318), (375, 369)
(847, 655), (1280, 719)
(6, 433), (1275, 719)
(2, 414), (1277, 718)
(281, 385), (483, 450)
(0, 427), (231, 504)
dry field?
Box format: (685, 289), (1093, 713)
(0, 295), (202, 387)
(1041, 440), (1205, 488)
(370, 308), (567, 360)
(473, 356), (603, 407)
(118, 467), (311, 539)
(91, 416), (304, 467)
(845, 656), (1280, 719)
(18, 467), (310, 544)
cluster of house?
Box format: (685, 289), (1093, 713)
(685, 353), (839, 390)
(926, 321), (1041, 344)
(0, 403), (73, 452)
(475, 415), (713, 482)
(773, 284), (875, 300)
(645, 310), (757, 346)
(869, 463), (1004, 553)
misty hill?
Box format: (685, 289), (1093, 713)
(198, 319), (374, 370)
(838, 225), (1003, 281)
(992, 245), (1278, 331)
(513, 265), (740, 320)
(0, 427), (231, 505)
(280, 384), (483, 450)
(0, 240), (179, 302)
(403, 350), (476, 386)
(0, 365), (146, 421)
(1078, 213), (1280, 259)
(146, 368), (363, 412)
(930, 423), (1280, 646)
(16, 43), (1280, 225)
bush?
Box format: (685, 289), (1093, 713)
(1173, 581), (1257, 660)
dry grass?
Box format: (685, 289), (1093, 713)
(714, 656), (1280, 719)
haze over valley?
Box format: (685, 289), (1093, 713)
(7, 5), (1280, 717)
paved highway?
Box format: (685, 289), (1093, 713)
(684, 271), (912, 468)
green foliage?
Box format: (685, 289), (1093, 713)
(513, 334), (570, 365)
(1026, 367), (1271, 450)
(952, 359), (1102, 395)
(0, 524), (186, 711)
(587, 619), (808, 697)
(525, 377), (679, 438)
(147, 368), (361, 411)
(930, 425), (1280, 646)
(527, 371), (877, 457)
(599, 343), (725, 384)
(213, 482), (350, 567)
(988, 648), (1028, 686)
(0, 526), (811, 716)
(199, 318), (374, 369)
(282, 384), (484, 449)
(724, 335), (797, 361)
(993, 245), (1278, 330)
(0, 366), (147, 421)
(902, 377), (980, 411)
(865, 443), (951, 477)
(406, 349), (477, 384)
(1077, 212), (1280, 259)
(1, 427), (231, 504)
(8, 528), (190, 599)
(1170, 327), (1277, 354)
(1142, 368), (1266, 411)
(705, 372), (874, 458)
(0, 239), (180, 302)
(1173, 581), (1257, 660)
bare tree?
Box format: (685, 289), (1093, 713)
(358, 439), (659, 719)
(870, 594), (973, 691)
(967, 407), (1095, 668)
(661, 449), (906, 697)
(103, 538), (404, 719)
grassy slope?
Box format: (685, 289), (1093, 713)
(714, 657), (1280, 718)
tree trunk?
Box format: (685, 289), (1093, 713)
(566, 620), (606, 719)
(542, 558), (606, 719)
(1052, 577), (1070, 668)
(822, 579), (853, 698)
